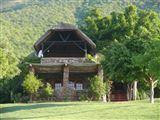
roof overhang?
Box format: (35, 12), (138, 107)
(31, 63), (99, 74)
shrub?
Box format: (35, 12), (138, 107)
(88, 76), (106, 100)
(22, 72), (43, 101)
(78, 91), (89, 101)
(137, 90), (149, 100)
(12, 93), (22, 103)
(41, 83), (54, 98)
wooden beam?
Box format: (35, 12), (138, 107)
(58, 32), (65, 41)
(64, 33), (71, 41)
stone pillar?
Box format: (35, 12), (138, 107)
(62, 64), (69, 99)
(63, 64), (69, 88)
(97, 65), (106, 102)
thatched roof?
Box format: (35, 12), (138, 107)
(34, 23), (96, 52)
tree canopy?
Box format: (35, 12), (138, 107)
(82, 5), (160, 103)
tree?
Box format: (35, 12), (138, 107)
(22, 72), (43, 101)
(88, 76), (106, 100)
(0, 41), (19, 79)
(83, 5), (160, 102)
(0, 41), (20, 103)
(101, 41), (140, 100)
(133, 41), (160, 103)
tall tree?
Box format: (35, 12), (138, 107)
(133, 40), (160, 103)
(0, 41), (19, 79)
(101, 41), (141, 100)
(0, 41), (20, 103)
(82, 5), (160, 102)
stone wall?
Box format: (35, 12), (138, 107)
(41, 57), (92, 64)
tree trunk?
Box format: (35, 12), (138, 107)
(133, 81), (137, 100)
(10, 90), (13, 103)
(127, 83), (133, 100)
(103, 94), (107, 102)
(150, 80), (154, 104)
(30, 94), (33, 102)
(107, 81), (112, 102)
(107, 92), (111, 102)
(97, 65), (107, 102)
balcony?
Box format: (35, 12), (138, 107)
(41, 57), (92, 64)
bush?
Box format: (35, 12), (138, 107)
(21, 96), (30, 103)
(78, 91), (89, 101)
(41, 83), (54, 98)
(22, 72), (43, 101)
(88, 76), (106, 100)
(137, 90), (149, 100)
(79, 94), (88, 101)
(12, 93), (22, 103)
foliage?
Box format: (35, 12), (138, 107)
(83, 5), (160, 102)
(79, 91), (89, 101)
(82, 5), (160, 49)
(0, 41), (20, 103)
(0, 41), (20, 79)
(102, 42), (133, 82)
(133, 40), (160, 103)
(133, 41), (160, 82)
(1, 0), (160, 103)
(87, 54), (97, 63)
(88, 76), (106, 100)
(12, 93), (22, 103)
(22, 72), (43, 100)
(41, 83), (54, 98)
(137, 90), (149, 100)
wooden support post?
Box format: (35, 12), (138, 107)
(84, 43), (87, 58)
(97, 65), (106, 102)
(29, 64), (35, 73)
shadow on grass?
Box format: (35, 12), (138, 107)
(1, 103), (76, 114)
(1, 104), (135, 120)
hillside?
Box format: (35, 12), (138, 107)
(1, 0), (160, 58)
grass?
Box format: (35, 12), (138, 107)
(0, 99), (160, 120)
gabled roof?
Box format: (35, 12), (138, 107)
(34, 23), (96, 51)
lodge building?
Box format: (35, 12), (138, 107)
(30, 23), (127, 101)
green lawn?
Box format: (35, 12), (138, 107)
(0, 99), (160, 120)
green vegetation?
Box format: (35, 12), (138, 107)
(1, 99), (160, 120)
(0, 41), (20, 79)
(41, 83), (54, 98)
(82, 5), (160, 103)
(0, 0), (160, 103)
(88, 76), (106, 100)
(133, 41), (160, 103)
(22, 72), (43, 101)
